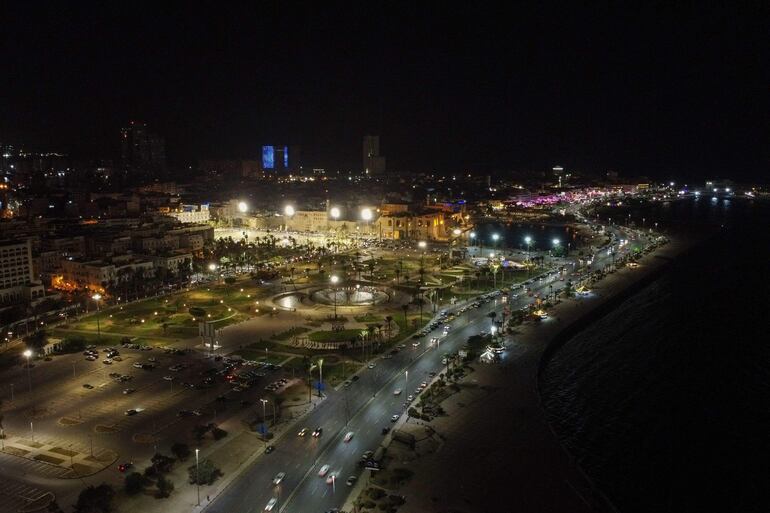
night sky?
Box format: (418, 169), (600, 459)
(1, 3), (768, 180)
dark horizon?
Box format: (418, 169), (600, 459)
(1, 4), (768, 181)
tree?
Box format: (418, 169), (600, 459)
(401, 304), (409, 326)
(151, 453), (175, 473)
(156, 475), (174, 499)
(170, 442), (190, 461)
(24, 329), (47, 352)
(124, 472), (146, 495)
(188, 459), (222, 485)
(73, 484), (115, 513)
(384, 315), (394, 339)
(224, 276), (236, 285)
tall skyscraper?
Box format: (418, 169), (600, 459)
(120, 121), (167, 182)
(363, 135), (386, 175)
(260, 145), (300, 174)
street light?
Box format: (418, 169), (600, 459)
(195, 448), (200, 506)
(208, 263), (217, 271)
(330, 207), (341, 220)
(284, 205), (295, 217)
(330, 275), (339, 319)
(238, 201), (248, 213)
(418, 241), (427, 269)
(92, 294), (102, 342)
(260, 398), (268, 435)
(552, 238), (560, 259)
(317, 358), (324, 397)
(452, 228), (461, 236)
(360, 208), (373, 221)
(23, 349), (33, 394)
(491, 233), (500, 257)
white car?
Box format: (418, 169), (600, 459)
(344, 431), (354, 442)
(264, 498), (277, 511)
(390, 414), (400, 422)
(163, 375), (174, 381)
(273, 472), (285, 485)
(133, 362), (143, 369)
(393, 389), (402, 396)
(318, 464), (330, 477)
(367, 362), (376, 369)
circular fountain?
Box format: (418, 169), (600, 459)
(310, 285), (390, 306)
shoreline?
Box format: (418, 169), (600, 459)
(387, 236), (695, 513)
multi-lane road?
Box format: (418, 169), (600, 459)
(208, 231), (643, 513)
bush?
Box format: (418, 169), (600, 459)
(156, 475), (174, 498)
(56, 336), (87, 354)
(363, 501), (376, 509)
(171, 442), (190, 461)
(189, 307), (206, 317)
(73, 484), (115, 513)
(124, 472), (146, 495)
(188, 459), (222, 485)
(151, 453), (175, 473)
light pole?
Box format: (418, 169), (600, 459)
(552, 238), (560, 263)
(92, 293), (102, 342)
(469, 231), (476, 257)
(491, 233), (500, 257)
(404, 370), (408, 397)
(195, 448), (200, 506)
(330, 275), (339, 319)
(330, 207), (341, 250)
(23, 349), (32, 394)
(260, 398), (268, 435)
(524, 236), (533, 274)
(418, 240), (427, 269)
(317, 358), (324, 397)
(361, 207), (373, 237)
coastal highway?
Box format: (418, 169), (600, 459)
(207, 235), (638, 513)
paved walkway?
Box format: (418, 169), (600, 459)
(0, 434), (117, 479)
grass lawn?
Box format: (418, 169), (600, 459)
(62, 283), (269, 340)
(307, 328), (365, 343)
(270, 326), (311, 341)
(236, 350), (289, 365)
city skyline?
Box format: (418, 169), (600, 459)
(1, 4), (768, 180)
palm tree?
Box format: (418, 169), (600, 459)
(395, 267), (401, 284)
(401, 304), (409, 327)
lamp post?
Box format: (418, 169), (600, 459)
(361, 207), (373, 238)
(317, 358), (324, 397)
(92, 293), (102, 342)
(330, 275), (339, 319)
(195, 448), (200, 506)
(552, 238), (560, 263)
(330, 207), (340, 250)
(491, 233), (500, 257)
(23, 349), (32, 394)
(404, 370), (408, 398)
(469, 231), (477, 258)
(260, 398), (268, 435)
(418, 241), (427, 269)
